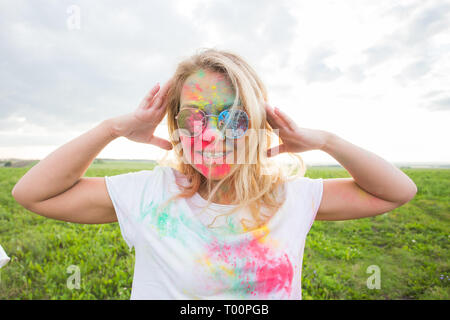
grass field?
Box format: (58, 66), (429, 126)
(0, 161), (448, 299)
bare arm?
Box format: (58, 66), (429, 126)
(11, 120), (118, 224)
(315, 133), (417, 220)
(264, 104), (417, 221)
(12, 80), (173, 224)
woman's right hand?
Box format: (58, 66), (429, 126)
(108, 79), (174, 150)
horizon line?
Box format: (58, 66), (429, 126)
(1, 157), (450, 167)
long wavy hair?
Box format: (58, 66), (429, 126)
(159, 48), (305, 231)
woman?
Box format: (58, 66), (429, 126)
(12, 48), (417, 299)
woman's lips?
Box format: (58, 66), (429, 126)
(195, 150), (233, 164)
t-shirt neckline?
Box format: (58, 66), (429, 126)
(165, 166), (288, 233)
(168, 167), (238, 208)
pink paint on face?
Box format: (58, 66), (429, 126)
(197, 164), (231, 179)
(178, 69), (238, 180)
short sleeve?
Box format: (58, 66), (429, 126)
(105, 167), (165, 250)
(305, 178), (323, 234)
(287, 177), (324, 236)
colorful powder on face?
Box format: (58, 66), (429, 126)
(195, 83), (203, 92)
(181, 70), (234, 111)
(182, 84), (201, 102)
(197, 69), (205, 78)
(196, 163), (231, 179)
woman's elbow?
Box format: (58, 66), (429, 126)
(11, 184), (32, 209)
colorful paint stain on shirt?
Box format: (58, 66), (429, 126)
(138, 199), (180, 238)
(106, 165), (323, 299)
(198, 236), (294, 298)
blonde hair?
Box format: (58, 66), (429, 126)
(159, 48), (305, 230)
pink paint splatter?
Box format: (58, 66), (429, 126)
(196, 163), (231, 179)
(255, 253), (293, 295)
(205, 235), (294, 297)
(195, 83), (203, 92)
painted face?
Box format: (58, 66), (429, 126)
(178, 69), (240, 180)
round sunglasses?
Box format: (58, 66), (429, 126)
(175, 107), (249, 139)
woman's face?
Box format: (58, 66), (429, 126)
(178, 69), (240, 180)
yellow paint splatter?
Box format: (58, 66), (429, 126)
(204, 256), (212, 268)
(251, 225), (270, 243)
(219, 265), (235, 276)
(196, 255), (213, 270)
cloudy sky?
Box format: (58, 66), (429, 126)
(0, 0), (449, 165)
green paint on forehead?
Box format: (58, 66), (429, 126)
(197, 69), (205, 78)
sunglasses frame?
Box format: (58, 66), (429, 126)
(175, 107), (249, 139)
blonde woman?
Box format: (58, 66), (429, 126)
(12, 49), (417, 299)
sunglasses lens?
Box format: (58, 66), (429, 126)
(218, 110), (249, 138)
(177, 109), (204, 137)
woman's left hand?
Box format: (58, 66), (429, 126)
(264, 103), (330, 157)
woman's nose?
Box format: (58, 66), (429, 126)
(201, 117), (223, 142)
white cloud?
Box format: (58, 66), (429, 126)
(301, 46), (343, 83)
(0, 0), (449, 163)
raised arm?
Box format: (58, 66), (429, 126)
(264, 103), (417, 221)
(12, 80), (173, 224)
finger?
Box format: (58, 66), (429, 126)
(266, 107), (289, 134)
(159, 78), (174, 99)
(152, 96), (163, 109)
(274, 107), (296, 131)
(155, 78), (174, 109)
(148, 135), (173, 150)
(270, 106), (291, 130)
(264, 103), (282, 129)
(266, 144), (287, 157)
(140, 83), (160, 109)
(147, 83), (161, 102)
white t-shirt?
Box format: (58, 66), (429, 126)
(105, 165), (323, 300)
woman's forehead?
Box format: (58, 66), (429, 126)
(182, 70), (233, 94)
(180, 69), (236, 109)
(187, 69), (229, 84)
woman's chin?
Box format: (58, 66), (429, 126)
(195, 163), (232, 180)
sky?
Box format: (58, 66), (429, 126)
(0, 0), (449, 165)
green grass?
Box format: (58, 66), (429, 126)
(0, 162), (448, 299)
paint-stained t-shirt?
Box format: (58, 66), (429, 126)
(105, 166), (323, 300)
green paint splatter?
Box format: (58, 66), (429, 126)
(179, 212), (213, 243)
(154, 202), (179, 237)
(226, 216), (240, 234)
(137, 178), (217, 242)
(137, 179), (179, 238)
(138, 198), (179, 238)
(197, 69), (205, 78)
(136, 173), (246, 243)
